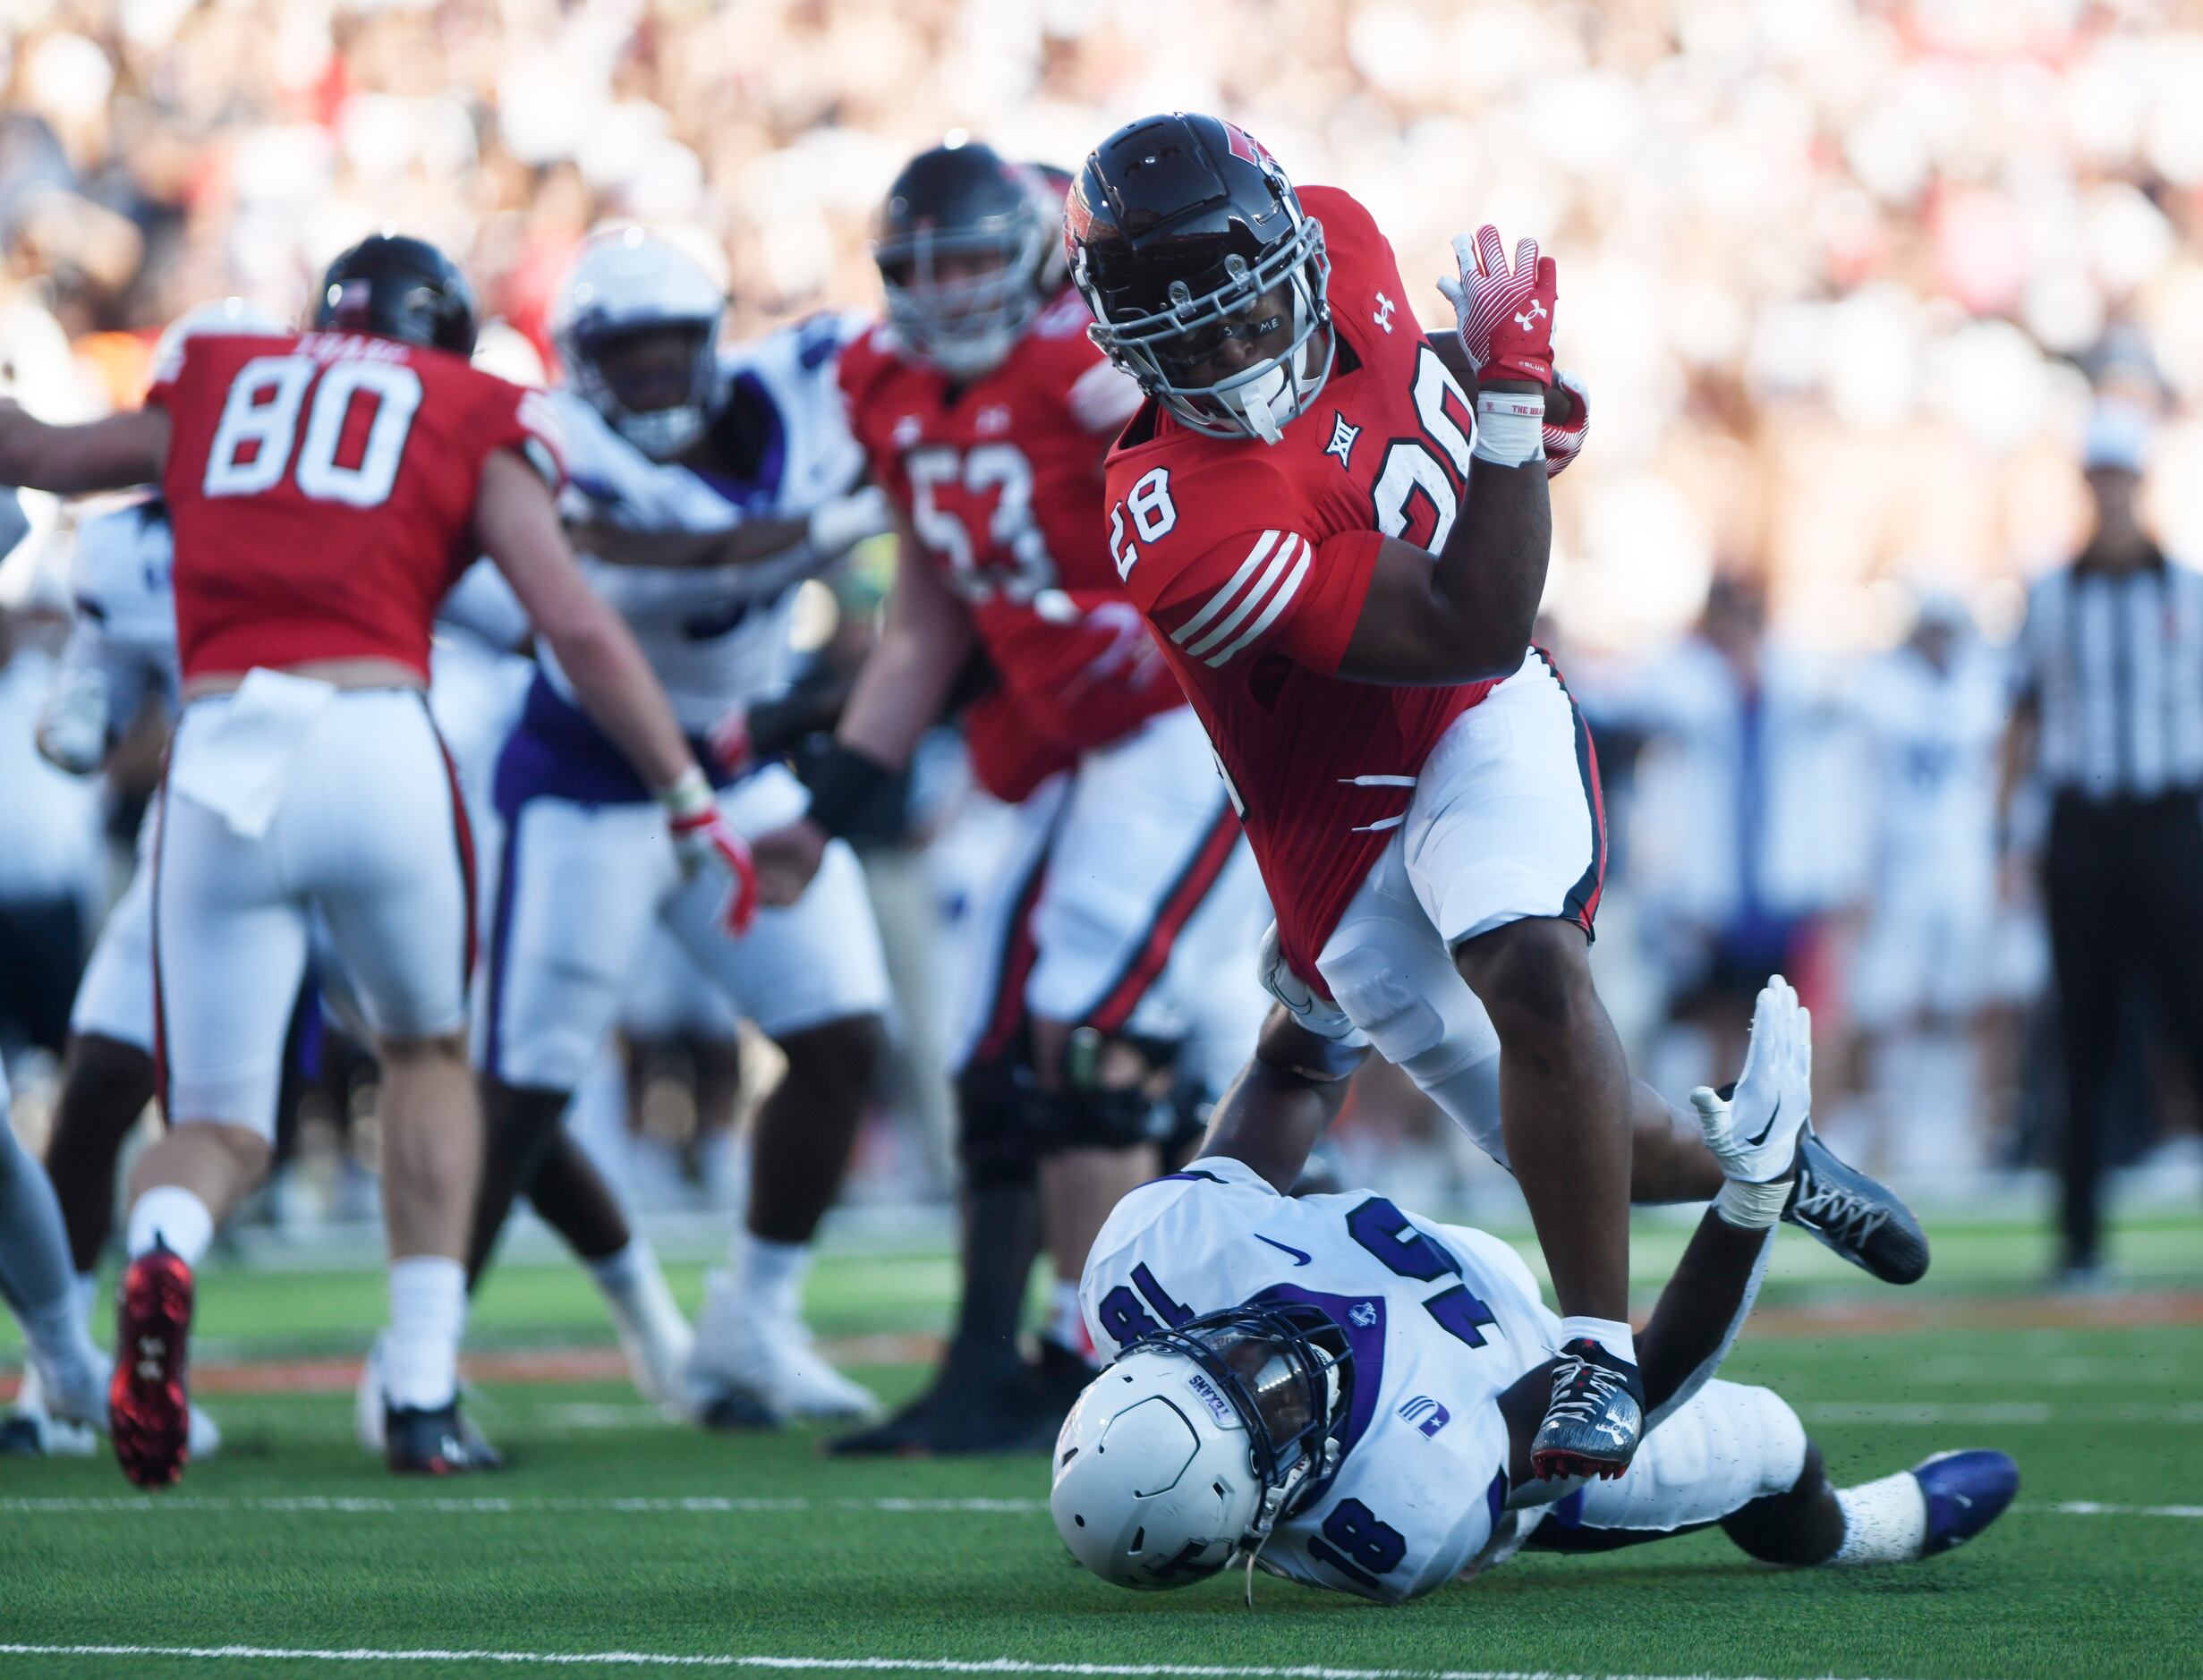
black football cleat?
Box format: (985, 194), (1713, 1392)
(386, 1401), (503, 1475)
(1783, 1128), (1930, 1285)
(1529, 1337), (1644, 1481)
(827, 1351), (1073, 1458)
(108, 1243), (194, 1489)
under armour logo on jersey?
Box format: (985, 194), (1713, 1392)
(1372, 292), (1397, 333)
(1514, 299), (1548, 332)
(976, 404), (1012, 436)
(892, 414), (923, 448)
(1325, 412), (1361, 471)
(1349, 1301), (1379, 1329)
(1397, 1396), (1452, 1438)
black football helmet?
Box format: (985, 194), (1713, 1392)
(1066, 114), (1332, 445)
(314, 234), (479, 357)
(874, 140), (1061, 378)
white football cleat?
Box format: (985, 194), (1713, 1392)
(355, 1331), (389, 1454)
(685, 1266), (879, 1427)
(186, 1400), (221, 1461)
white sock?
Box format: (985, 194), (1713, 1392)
(734, 1230), (809, 1320)
(1833, 1471), (1928, 1565)
(125, 1186), (214, 1266)
(384, 1256), (467, 1412)
(1558, 1315), (1637, 1370)
(588, 1238), (652, 1311)
(1047, 1278), (1094, 1361)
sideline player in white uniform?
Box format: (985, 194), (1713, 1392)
(1052, 982), (2019, 1602)
(1848, 591), (2012, 1177)
(466, 226), (896, 1425)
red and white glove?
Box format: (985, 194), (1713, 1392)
(659, 767), (760, 937)
(1543, 369), (1591, 480)
(1437, 225), (1557, 387)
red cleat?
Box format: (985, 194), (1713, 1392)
(109, 1243), (195, 1489)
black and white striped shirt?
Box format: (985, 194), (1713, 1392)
(2015, 549), (2203, 800)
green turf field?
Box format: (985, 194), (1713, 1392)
(3, 1210), (2199, 1680)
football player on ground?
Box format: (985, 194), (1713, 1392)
(1051, 980), (2019, 1602)
(751, 141), (1271, 1455)
(0, 234), (753, 1485)
(1066, 111), (1694, 1478)
(460, 225), (897, 1428)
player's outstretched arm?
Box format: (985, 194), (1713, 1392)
(477, 448), (757, 929)
(1195, 1004), (1369, 1192)
(0, 402), (169, 497)
(748, 516), (975, 905)
(570, 487), (889, 572)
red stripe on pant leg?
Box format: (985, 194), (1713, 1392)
(974, 860), (1050, 1065)
(1535, 647), (1607, 938)
(430, 728), (480, 988)
(1086, 801), (1242, 1035)
(149, 761), (172, 1125)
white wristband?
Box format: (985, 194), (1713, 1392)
(1714, 1175), (1793, 1230)
(1471, 390), (1547, 468)
(655, 764), (713, 821)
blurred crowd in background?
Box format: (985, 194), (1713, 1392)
(3, 0), (2201, 1242)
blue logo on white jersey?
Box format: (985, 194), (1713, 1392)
(1397, 1396), (1451, 1438)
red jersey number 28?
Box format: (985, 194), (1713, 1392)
(202, 355), (423, 510)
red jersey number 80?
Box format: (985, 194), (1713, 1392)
(202, 355), (423, 510)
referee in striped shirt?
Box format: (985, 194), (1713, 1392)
(2000, 403), (2203, 1285)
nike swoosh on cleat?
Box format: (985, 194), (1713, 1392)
(1744, 1096), (1782, 1149)
(1254, 1235), (1313, 1267)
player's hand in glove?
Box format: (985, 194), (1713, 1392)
(1258, 921), (1366, 1046)
(748, 817), (829, 909)
(1437, 225), (1557, 387)
(1542, 369), (1590, 479)
(35, 665), (109, 775)
(659, 767), (759, 935)
(1690, 977), (1812, 1225)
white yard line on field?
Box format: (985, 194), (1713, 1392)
(3, 1494), (2199, 1521)
(0, 1495), (1048, 1515)
(0, 1645), (1965, 1680)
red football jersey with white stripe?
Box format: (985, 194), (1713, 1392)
(147, 330), (561, 684)
(839, 290), (1186, 802)
(1103, 186), (1494, 986)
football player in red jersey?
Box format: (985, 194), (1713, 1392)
(753, 141), (1269, 1455)
(0, 235), (753, 1485)
(1061, 113), (1656, 1480)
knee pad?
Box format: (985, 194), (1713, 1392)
(955, 1057), (1038, 1190)
(1030, 1030), (1183, 1154)
(1322, 938), (1493, 1087)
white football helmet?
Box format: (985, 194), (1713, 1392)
(550, 226), (726, 460)
(1050, 1302), (1349, 1592)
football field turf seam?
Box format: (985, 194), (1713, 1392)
(0, 1645), (1964, 1679)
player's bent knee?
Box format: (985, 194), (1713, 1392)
(1454, 919), (1595, 1043)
